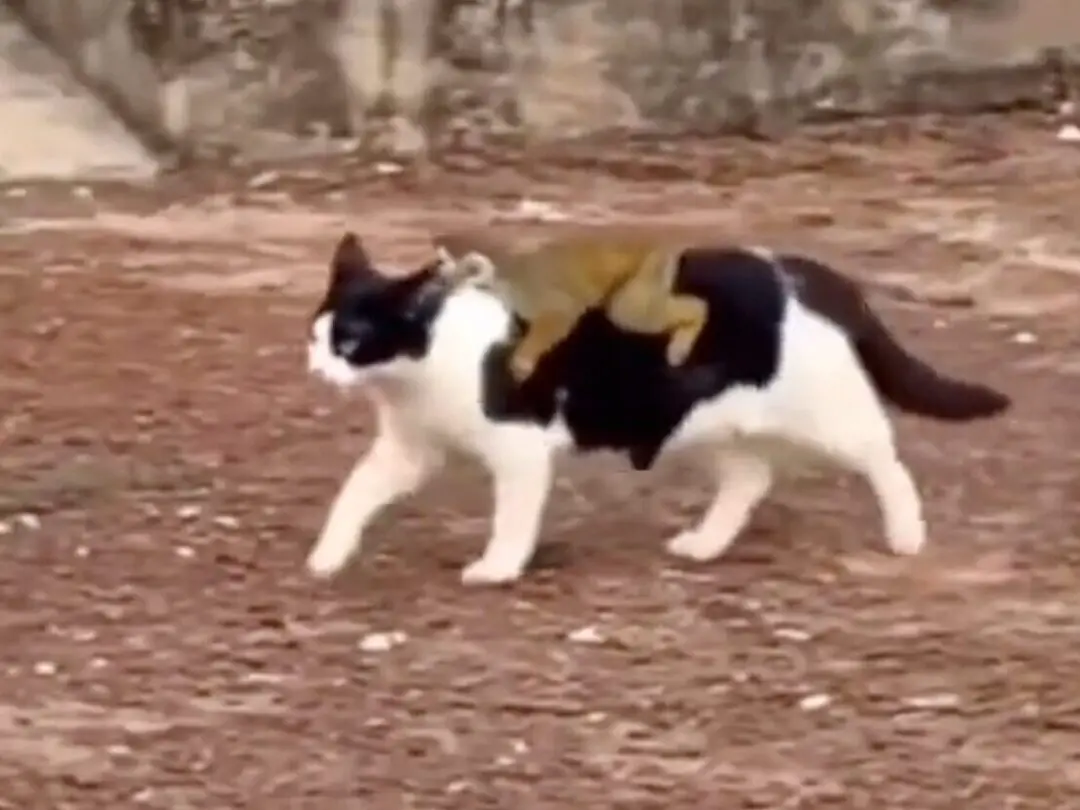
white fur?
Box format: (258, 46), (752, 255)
(306, 287), (925, 585)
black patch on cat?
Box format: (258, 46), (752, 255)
(479, 247), (786, 469)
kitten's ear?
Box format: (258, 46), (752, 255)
(330, 231), (375, 284)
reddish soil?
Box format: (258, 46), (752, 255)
(0, 114), (1078, 809)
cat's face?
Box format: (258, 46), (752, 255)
(307, 232), (442, 388)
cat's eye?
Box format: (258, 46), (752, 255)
(334, 319), (372, 357)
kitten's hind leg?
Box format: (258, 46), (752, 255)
(509, 311), (582, 381)
(666, 450), (773, 562)
(306, 405), (444, 578)
(662, 294), (709, 366)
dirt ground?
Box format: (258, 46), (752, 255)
(0, 112), (1078, 808)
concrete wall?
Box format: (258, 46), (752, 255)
(7, 0), (1080, 161)
(5, 0), (170, 151)
(0, 4), (157, 179)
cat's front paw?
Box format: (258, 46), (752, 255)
(665, 530), (728, 563)
(460, 556), (525, 586)
(305, 536), (356, 579)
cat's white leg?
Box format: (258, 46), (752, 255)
(786, 368), (926, 556)
(666, 450), (773, 562)
(306, 407), (443, 578)
(853, 444), (925, 555)
(823, 408), (925, 555)
(461, 432), (554, 586)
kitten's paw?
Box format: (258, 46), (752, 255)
(665, 530), (728, 563)
(460, 556), (525, 586)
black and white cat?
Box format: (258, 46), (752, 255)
(306, 232), (1009, 586)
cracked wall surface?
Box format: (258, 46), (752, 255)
(0, 3), (158, 179)
(6, 0), (1080, 160)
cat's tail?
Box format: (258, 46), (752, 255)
(783, 253), (1010, 422)
(854, 310), (1011, 421)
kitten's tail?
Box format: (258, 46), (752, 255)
(854, 310), (1010, 421)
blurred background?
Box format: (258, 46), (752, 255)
(2, 0), (1079, 178)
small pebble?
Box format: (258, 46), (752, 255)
(358, 631), (407, 653)
(176, 505), (202, 520)
(500, 198), (568, 223)
(1056, 123), (1080, 142)
(16, 513), (40, 530)
(566, 625), (605, 644)
(798, 693), (832, 711)
(133, 787), (155, 803)
(773, 627), (812, 642)
(247, 170), (279, 189)
(903, 692), (960, 710)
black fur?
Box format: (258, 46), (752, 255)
(478, 248), (786, 469)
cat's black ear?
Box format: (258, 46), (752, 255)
(330, 232), (375, 286)
(397, 271), (445, 325)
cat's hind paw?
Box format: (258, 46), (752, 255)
(460, 556), (525, 586)
(665, 530), (730, 563)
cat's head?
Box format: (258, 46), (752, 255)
(307, 232), (446, 389)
